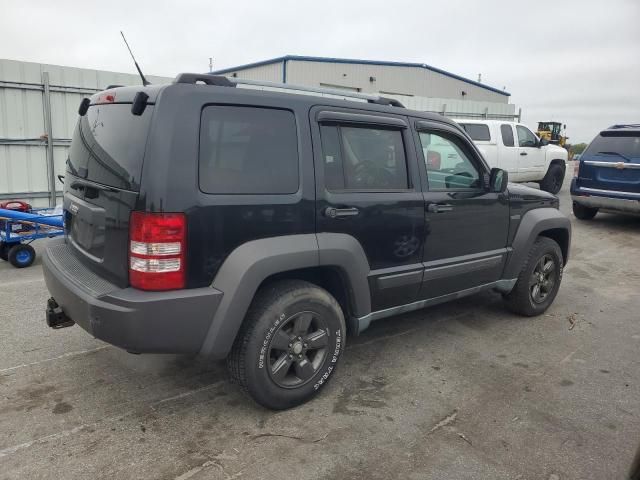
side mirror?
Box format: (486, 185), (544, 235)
(489, 168), (508, 193)
(538, 137), (549, 147)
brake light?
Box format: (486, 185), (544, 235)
(129, 212), (186, 291)
(95, 91), (116, 104)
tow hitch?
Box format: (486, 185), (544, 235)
(46, 298), (75, 329)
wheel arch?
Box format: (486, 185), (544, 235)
(199, 233), (371, 358)
(503, 208), (571, 279)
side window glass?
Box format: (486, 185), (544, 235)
(500, 124), (515, 147)
(199, 106), (299, 194)
(460, 123), (491, 141)
(320, 125), (409, 190)
(418, 132), (481, 190)
(516, 125), (538, 148)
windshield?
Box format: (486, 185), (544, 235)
(583, 131), (640, 161)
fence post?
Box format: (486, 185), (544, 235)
(41, 72), (56, 207)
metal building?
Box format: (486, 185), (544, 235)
(212, 55), (517, 116)
(0, 59), (171, 207)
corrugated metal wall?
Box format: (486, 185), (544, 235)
(224, 61), (283, 83)
(0, 59), (171, 207)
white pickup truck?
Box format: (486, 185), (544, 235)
(456, 120), (568, 194)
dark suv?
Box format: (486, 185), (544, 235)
(571, 124), (640, 219)
(43, 74), (571, 409)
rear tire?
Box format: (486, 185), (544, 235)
(572, 202), (598, 220)
(539, 163), (565, 194)
(503, 237), (563, 316)
(8, 243), (35, 268)
(227, 280), (346, 410)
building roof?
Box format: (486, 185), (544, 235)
(211, 55), (510, 97)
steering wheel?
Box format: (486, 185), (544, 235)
(353, 161), (395, 188)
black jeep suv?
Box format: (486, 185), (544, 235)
(43, 74), (571, 409)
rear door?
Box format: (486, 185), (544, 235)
(64, 97), (152, 287)
(310, 107), (425, 312)
(516, 124), (545, 180)
(579, 130), (640, 194)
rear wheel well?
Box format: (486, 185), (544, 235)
(538, 228), (569, 264)
(256, 267), (355, 332)
(549, 159), (566, 170)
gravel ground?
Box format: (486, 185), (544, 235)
(1, 173), (639, 480)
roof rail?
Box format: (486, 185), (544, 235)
(173, 73), (405, 107)
(609, 124), (640, 129)
(230, 78), (405, 107)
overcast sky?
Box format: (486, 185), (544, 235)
(2, 0), (638, 143)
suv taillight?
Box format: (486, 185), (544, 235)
(129, 212), (186, 291)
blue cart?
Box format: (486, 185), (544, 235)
(0, 207), (64, 268)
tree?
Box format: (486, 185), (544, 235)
(570, 143), (588, 155)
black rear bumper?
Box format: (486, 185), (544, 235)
(42, 238), (223, 354)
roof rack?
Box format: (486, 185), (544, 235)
(608, 124), (640, 129)
(173, 73), (405, 108)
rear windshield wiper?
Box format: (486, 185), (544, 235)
(597, 151), (632, 162)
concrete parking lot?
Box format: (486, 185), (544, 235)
(1, 172), (639, 480)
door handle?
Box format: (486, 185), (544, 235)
(427, 203), (454, 213)
(325, 206), (360, 218)
(520, 152), (528, 156)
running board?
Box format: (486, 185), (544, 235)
(354, 279), (517, 334)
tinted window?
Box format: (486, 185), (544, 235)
(321, 125), (409, 190)
(583, 132), (640, 160)
(418, 132), (481, 190)
(199, 106), (299, 194)
(500, 124), (515, 147)
(460, 123), (491, 141)
(516, 125), (538, 147)
(67, 104), (153, 190)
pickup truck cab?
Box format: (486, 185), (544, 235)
(457, 120), (568, 194)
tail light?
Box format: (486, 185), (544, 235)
(129, 212), (186, 291)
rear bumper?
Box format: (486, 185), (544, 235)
(42, 238), (223, 354)
(571, 179), (640, 214)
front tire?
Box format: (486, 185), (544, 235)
(539, 163), (565, 194)
(572, 202), (598, 220)
(0, 241), (9, 261)
(503, 237), (563, 316)
(227, 280), (346, 410)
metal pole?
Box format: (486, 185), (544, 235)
(517, 108), (522, 123)
(41, 72), (56, 207)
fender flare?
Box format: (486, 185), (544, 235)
(199, 233), (371, 358)
(503, 208), (571, 279)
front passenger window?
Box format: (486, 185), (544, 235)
(418, 132), (481, 190)
(516, 125), (538, 148)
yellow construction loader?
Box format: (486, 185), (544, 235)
(537, 122), (568, 147)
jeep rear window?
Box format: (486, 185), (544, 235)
(583, 131), (640, 160)
(199, 106), (299, 194)
(459, 123), (491, 142)
(66, 104), (152, 191)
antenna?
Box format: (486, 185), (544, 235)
(120, 31), (150, 86)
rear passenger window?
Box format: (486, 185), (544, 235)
(500, 124), (515, 147)
(460, 123), (491, 141)
(321, 125), (409, 190)
(199, 106), (299, 194)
